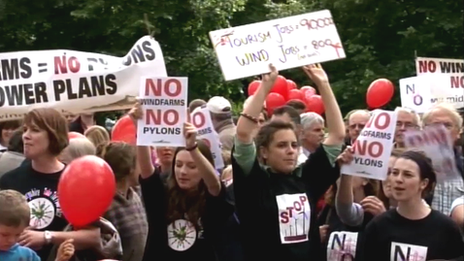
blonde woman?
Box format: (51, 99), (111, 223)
(59, 138), (96, 164)
(84, 125), (110, 148)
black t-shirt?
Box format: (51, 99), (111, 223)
(0, 161), (68, 260)
(231, 145), (340, 261)
(318, 205), (374, 261)
(361, 209), (464, 261)
(140, 170), (233, 261)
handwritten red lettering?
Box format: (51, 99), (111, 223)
(54, 56), (81, 74)
(192, 111), (206, 129)
(145, 109), (179, 126)
(145, 78), (182, 97)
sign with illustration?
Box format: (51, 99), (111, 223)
(276, 193), (311, 244)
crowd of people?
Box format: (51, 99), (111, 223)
(0, 63), (463, 261)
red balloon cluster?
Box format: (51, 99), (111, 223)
(247, 76), (325, 115)
(58, 155), (116, 227)
(366, 78), (395, 109)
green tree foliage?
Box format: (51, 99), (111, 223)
(0, 0), (462, 114)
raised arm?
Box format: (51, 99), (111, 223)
(233, 64), (277, 174)
(236, 64), (277, 144)
(302, 64), (345, 146)
(129, 103), (155, 179)
(184, 114), (221, 196)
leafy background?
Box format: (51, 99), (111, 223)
(1, 0), (462, 117)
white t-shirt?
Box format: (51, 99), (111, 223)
(450, 196), (464, 215)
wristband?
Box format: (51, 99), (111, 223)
(186, 143), (198, 151)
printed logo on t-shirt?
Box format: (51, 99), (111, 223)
(25, 188), (61, 229)
(167, 219), (197, 251)
(276, 193), (311, 244)
(390, 242), (428, 261)
(327, 231), (358, 261)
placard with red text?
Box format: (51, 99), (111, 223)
(209, 9), (345, 81)
(403, 125), (461, 183)
(137, 77), (188, 147)
(340, 110), (397, 180)
(191, 106), (225, 170)
(415, 57), (464, 108)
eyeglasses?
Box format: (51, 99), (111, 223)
(396, 121), (417, 129)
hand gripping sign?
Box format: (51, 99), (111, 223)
(340, 110), (397, 181)
(191, 106), (225, 170)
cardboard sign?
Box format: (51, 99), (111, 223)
(191, 107), (225, 170)
(403, 125), (461, 183)
(0, 36), (167, 121)
(341, 110), (397, 180)
(209, 9), (345, 80)
(415, 57), (464, 108)
(137, 77), (188, 147)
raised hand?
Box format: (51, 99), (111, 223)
(302, 63), (329, 87)
(184, 110), (197, 148)
(261, 63), (279, 91)
(128, 102), (143, 125)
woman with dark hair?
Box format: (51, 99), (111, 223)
(0, 120), (22, 152)
(360, 150), (464, 261)
(129, 104), (233, 261)
(232, 63), (345, 261)
(0, 129), (26, 177)
(0, 108), (100, 260)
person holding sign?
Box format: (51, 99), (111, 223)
(231, 63), (345, 261)
(130, 104), (233, 261)
(361, 150), (464, 261)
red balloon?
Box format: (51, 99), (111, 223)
(306, 95), (325, 115)
(111, 115), (136, 145)
(58, 155), (115, 227)
(300, 86), (317, 99)
(248, 80), (261, 96)
(287, 89), (304, 101)
(266, 93), (286, 115)
(68, 132), (85, 140)
(270, 75), (289, 100)
(286, 79), (297, 91)
(366, 78), (395, 108)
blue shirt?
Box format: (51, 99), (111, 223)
(0, 244), (40, 261)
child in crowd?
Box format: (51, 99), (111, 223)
(0, 190), (75, 261)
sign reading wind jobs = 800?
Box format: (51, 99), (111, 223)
(0, 36), (167, 121)
(209, 9), (346, 81)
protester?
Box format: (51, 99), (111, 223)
(286, 99), (307, 114)
(59, 138), (96, 164)
(362, 150), (464, 261)
(69, 113), (96, 134)
(129, 104), (233, 261)
(207, 96), (236, 151)
(0, 120), (21, 152)
(0, 129), (26, 177)
(84, 125), (111, 148)
(346, 110), (370, 145)
(300, 112), (326, 159)
(97, 142), (148, 261)
(232, 63), (345, 260)
(0, 108), (100, 260)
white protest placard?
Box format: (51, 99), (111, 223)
(341, 110), (397, 180)
(0, 36), (167, 121)
(191, 107), (225, 170)
(326, 231), (358, 261)
(403, 125), (461, 183)
(416, 57), (464, 108)
(209, 9), (345, 81)
(399, 75), (443, 113)
(137, 77), (188, 147)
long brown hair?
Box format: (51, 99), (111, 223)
(166, 140), (215, 225)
